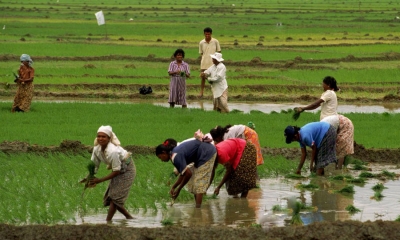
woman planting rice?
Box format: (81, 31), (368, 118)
(155, 139), (217, 208)
(284, 122), (337, 176)
(84, 125), (136, 221)
(213, 138), (257, 198)
(294, 76), (354, 169)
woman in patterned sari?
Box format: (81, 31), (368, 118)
(213, 138), (257, 198)
(12, 54), (34, 112)
(156, 138), (217, 208)
(84, 125), (136, 221)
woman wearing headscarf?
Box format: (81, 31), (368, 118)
(87, 125), (136, 221)
(213, 138), (257, 198)
(12, 54), (34, 112)
(294, 76), (354, 169)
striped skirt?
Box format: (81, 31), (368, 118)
(168, 76), (187, 105)
(315, 126), (337, 169)
(103, 159), (136, 208)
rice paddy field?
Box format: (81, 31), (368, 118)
(1, 0), (400, 239)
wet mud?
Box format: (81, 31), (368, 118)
(2, 220), (400, 240)
(1, 140), (399, 164)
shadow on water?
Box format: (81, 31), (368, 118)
(77, 163), (400, 229)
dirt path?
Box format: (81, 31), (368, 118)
(1, 220), (400, 240)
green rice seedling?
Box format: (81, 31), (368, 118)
(272, 205), (284, 212)
(359, 172), (376, 178)
(346, 178), (366, 184)
(337, 185), (355, 194)
(251, 223), (262, 228)
(372, 183), (387, 192)
(329, 174), (353, 181)
(395, 216), (400, 222)
(380, 170), (397, 180)
(296, 183), (319, 190)
(352, 164), (369, 171)
(285, 173), (306, 179)
(372, 192), (385, 201)
(82, 161), (96, 190)
(161, 218), (174, 226)
(289, 201), (303, 226)
(345, 205), (361, 214)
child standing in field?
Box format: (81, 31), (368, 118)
(12, 54), (34, 112)
(85, 125), (136, 221)
(168, 49), (190, 108)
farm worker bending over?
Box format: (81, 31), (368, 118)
(293, 76), (354, 169)
(156, 138), (217, 208)
(200, 52), (229, 113)
(83, 125), (136, 221)
(213, 138), (257, 198)
(284, 122), (337, 176)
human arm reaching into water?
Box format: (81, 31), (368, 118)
(170, 168), (192, 200)
(214, 164), (233, 195)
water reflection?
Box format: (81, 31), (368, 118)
(76, 163), (400, 228)
(155, 101), (400, 114)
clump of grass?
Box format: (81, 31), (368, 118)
(296, 183), (319, 190)
(161, 218), (174, 226)
(372, 183), (387, 192)
(359, 172), (375, 178)
(337, 185), (355, 194)
(345, 205), (361, 214)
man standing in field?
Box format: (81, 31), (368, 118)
(199, 27), (221, 98)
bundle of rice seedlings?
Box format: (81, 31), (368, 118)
(359, 171), (375, 178)
(330, 174), (353, 181)
(345, 205), (361, 214)
(285, 173), (306, 179)
(337, 185), (355, 194)
(83, 161), (96, 189)
(161, 218), (174, 226)
(352, 164), (368, 171)
(372, 183), (387, 192)
(395, 216), (400, 222)
(290, 201), (303, 225)
(296, 183), (319, 190)
(272, 204), (284, 211)
(292, 107), (303, 121)
(347, 177), (365, 184)
(380, 170), (397, 179)
(371, 191), (384, 201)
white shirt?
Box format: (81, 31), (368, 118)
(91, 142), (130, 173)
(204, 62), (228, 98)
(320, 90), (337, 120)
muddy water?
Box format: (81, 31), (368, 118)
(155, 102), (400, 114)
(3, 98), (400, 113)
(76, 163), (400, 228)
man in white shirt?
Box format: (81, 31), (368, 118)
(199, 27), (221, 97)
(201, 53), (229, 113)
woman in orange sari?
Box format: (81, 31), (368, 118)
(12, 54), (34, 112)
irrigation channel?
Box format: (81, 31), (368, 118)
(76, 163), (400, 229)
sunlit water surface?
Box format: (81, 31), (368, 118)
(76, 163), (400, 229)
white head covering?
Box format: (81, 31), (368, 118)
(20, 54), (33, 66)
(210, 52), (224, 62)
(94, 125), (121, 146)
